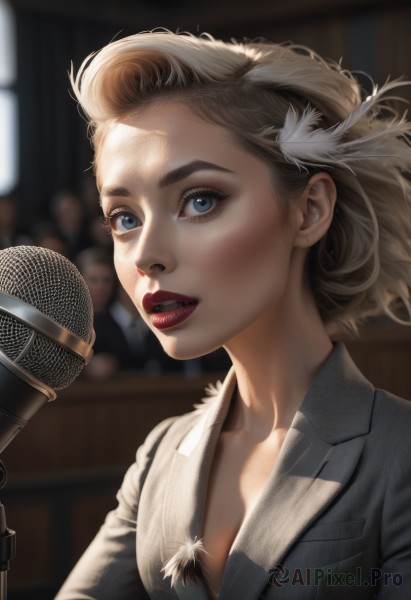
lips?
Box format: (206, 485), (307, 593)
(142, 290), (198, 330)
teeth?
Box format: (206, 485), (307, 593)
(153, 301), (184, 313)
(162, 300), (179, 307)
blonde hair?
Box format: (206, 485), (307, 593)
(70, 30), (411, 332)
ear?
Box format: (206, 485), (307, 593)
(293, 172), (336, 248)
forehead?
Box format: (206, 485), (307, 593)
(100, 101), (231, 161)
(97, 100), (273, 191)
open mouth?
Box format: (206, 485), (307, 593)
(152, 300), (196, 313)
(142, 291), (199, 329)
(143, 291), (198, 313)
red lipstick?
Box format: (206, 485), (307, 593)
(142, 290), (198, 330)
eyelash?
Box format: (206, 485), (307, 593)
(179, 187), (228, 221)
(103, 187), (228, 235)
(101, 212), (135, 236)
(101, 214), (113, 235)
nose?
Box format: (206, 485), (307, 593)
(136, 264), (165, 277)
(134, 218), (175, 277)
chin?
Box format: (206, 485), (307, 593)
(161, 344), (208, 362)
(156, 332), (222, 362)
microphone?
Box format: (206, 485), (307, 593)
(0, 245), (95, 454)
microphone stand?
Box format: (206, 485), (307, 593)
(0, 356), (58, 600)
(0, 462), (16, 600)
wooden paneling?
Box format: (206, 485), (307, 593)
(5, 503), (52, 587)
(71, 490), (117, 562)
(10, 0), (411, 29)
(2, 470), (124, 598)
(344, 324), (411, 400)
(377, 7), (411, 102)
(1, 372), (220, 475)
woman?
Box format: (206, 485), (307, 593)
(56, 31), (411, 598)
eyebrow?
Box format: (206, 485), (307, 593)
(158, 160), (233, 188)
(100, 159), (233, 202)
(100, 186), (130, 203)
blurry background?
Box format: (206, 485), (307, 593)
(0, 0), (410, 598)
(3, 0), (411, 217)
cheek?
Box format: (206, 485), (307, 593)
(190, 207), (288, 282)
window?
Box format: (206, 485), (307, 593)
(0, 0), (18, 195)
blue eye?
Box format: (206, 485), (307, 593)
(110, 211), (140, 233)
(189, 195), (214, 214)
(182, 189), (227, 219)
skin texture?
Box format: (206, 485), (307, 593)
(99, 100), (337, 594)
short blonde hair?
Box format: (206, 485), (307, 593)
(70, 30), (411, 332)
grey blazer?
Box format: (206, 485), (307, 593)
(56, 343), (411, 599)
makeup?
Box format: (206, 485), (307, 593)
(143, 291), (198, 330)
(101, 102), (297, 360)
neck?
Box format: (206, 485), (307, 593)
(223, 293), (332, 439)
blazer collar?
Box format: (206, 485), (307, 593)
(162, 342), (374, 600)
(296, 341), (373, 444)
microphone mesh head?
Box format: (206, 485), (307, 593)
(0, 246), (94, 389)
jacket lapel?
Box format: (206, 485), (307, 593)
(161, 369), (236, 599)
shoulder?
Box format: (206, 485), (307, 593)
(372, 388), (411, 437)
(118, 409), (207, 512)
(367, 388), (411, 478)
(137, 409), (203, 458)
(136, 379), (227, 460)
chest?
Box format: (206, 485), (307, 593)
(201, 430), (288, 594)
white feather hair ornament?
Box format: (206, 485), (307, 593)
(278, 79), (411, 170)
(162, 537), (208, 587)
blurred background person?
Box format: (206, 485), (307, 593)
(110, 284), (185, 375)
(49, 188), (93, 260)
(0, 192), (32, 249)
(31, 220), (70, 257)
(75, 246), (129, 378)
(88, 211), (114, 251)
